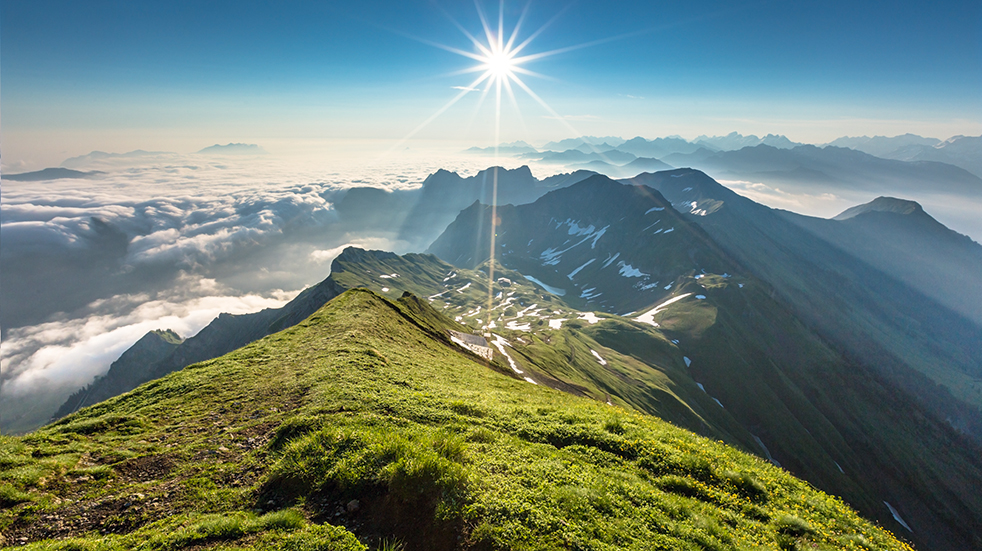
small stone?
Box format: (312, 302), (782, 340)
(346, 499), (360, 512)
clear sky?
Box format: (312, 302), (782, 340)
(2, 0), (980, 166)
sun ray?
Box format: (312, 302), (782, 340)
(503, 0), (533, 53)
(383, 70), (492, 156)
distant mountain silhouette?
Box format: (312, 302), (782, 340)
(662, 144), (982, 196)
(61, 149), (174, 168)
(4, 168), (105, 181)
(465, 141), (538, 155)
(880, 135), (982, 178)
(614, 136), (705, 158)
(825, 133), (941, 157)
(693, 132), (800, 151)
(542, 136), (626, 150)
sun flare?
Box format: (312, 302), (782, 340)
(482, 47), (518, 80)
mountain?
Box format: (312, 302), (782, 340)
(4, 288), (917, 550)
(780, 196), (982, 327)
(397, 166), (593, 246)
(3, 167), (105, 181)
(881, 135), (982, 179)
(332, 166), (594, 248)
(824, 134), (941, 157)
(542, 135), (626, 149)
(464, 141), (537, 155)
(54, 329), (184, 418)
(627, 170), (982, 431)
(196, 143), (268, 155)
(522, 148), (638, 165)
(429, 172), (982, 549)
(694, 132), (800, 151)
(663, 143), (982, 197)
(569, 157), (674, 178)
(60, 149), (175, 168)
(615, 136), (706, 158)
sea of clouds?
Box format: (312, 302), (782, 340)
(0, 147), (529, 433)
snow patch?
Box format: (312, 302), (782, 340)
(379, 273), (399, 279)
(580, 287), (602, 300)
(578, 312), (602, 324)
(663, 227), (674, 234)
(634, 293), (693, 326)
(567, 258), (596, 280)
(884, 502), (913, 532)
(523, 275), (566, 296)
(548, 318), (567, 329)
(752, 435), (781, 467)
(683, 356), (692, 367)
(645, 206), (666, 214)
(456, 282), (472, 293)
(601, 252), (620, 269)
(617, 261), (648, 278)
(381, 287), (389, 292)
(695, 295), (706, 300)
(590, 349), (607, 365)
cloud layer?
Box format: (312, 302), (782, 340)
(1, 149), (529, 433)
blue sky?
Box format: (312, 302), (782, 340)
(2, 0), (980, 165)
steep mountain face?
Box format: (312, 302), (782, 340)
(429, 174), (734, 315)
(661, 143), (982, 197)
(782, 197), (982, 327)
(628, 171), (982, 430)
(333, 166), (593, 247)
(3, 289), (917, 550)
(628, 170), (982, 431)
(428, 172), (982, 550)
(54, 329), (183, 418)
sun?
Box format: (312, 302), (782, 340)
(482, 46), (518, 81)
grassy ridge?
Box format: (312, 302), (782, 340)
(1, 289), (911, 550)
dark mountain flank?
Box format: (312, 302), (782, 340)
(55, 330), (183, 419)
(429, 171), (982, 550)
(783, 196), (982, 327)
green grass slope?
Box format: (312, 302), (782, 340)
(1, 289), (912, 551)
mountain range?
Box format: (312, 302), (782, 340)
(41, 166), (982, 550)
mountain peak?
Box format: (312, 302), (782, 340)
(833, 196), (924, 220)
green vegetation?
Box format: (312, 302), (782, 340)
(1, 289), (912, 550)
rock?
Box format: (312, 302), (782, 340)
(347, 499), (360, 512)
